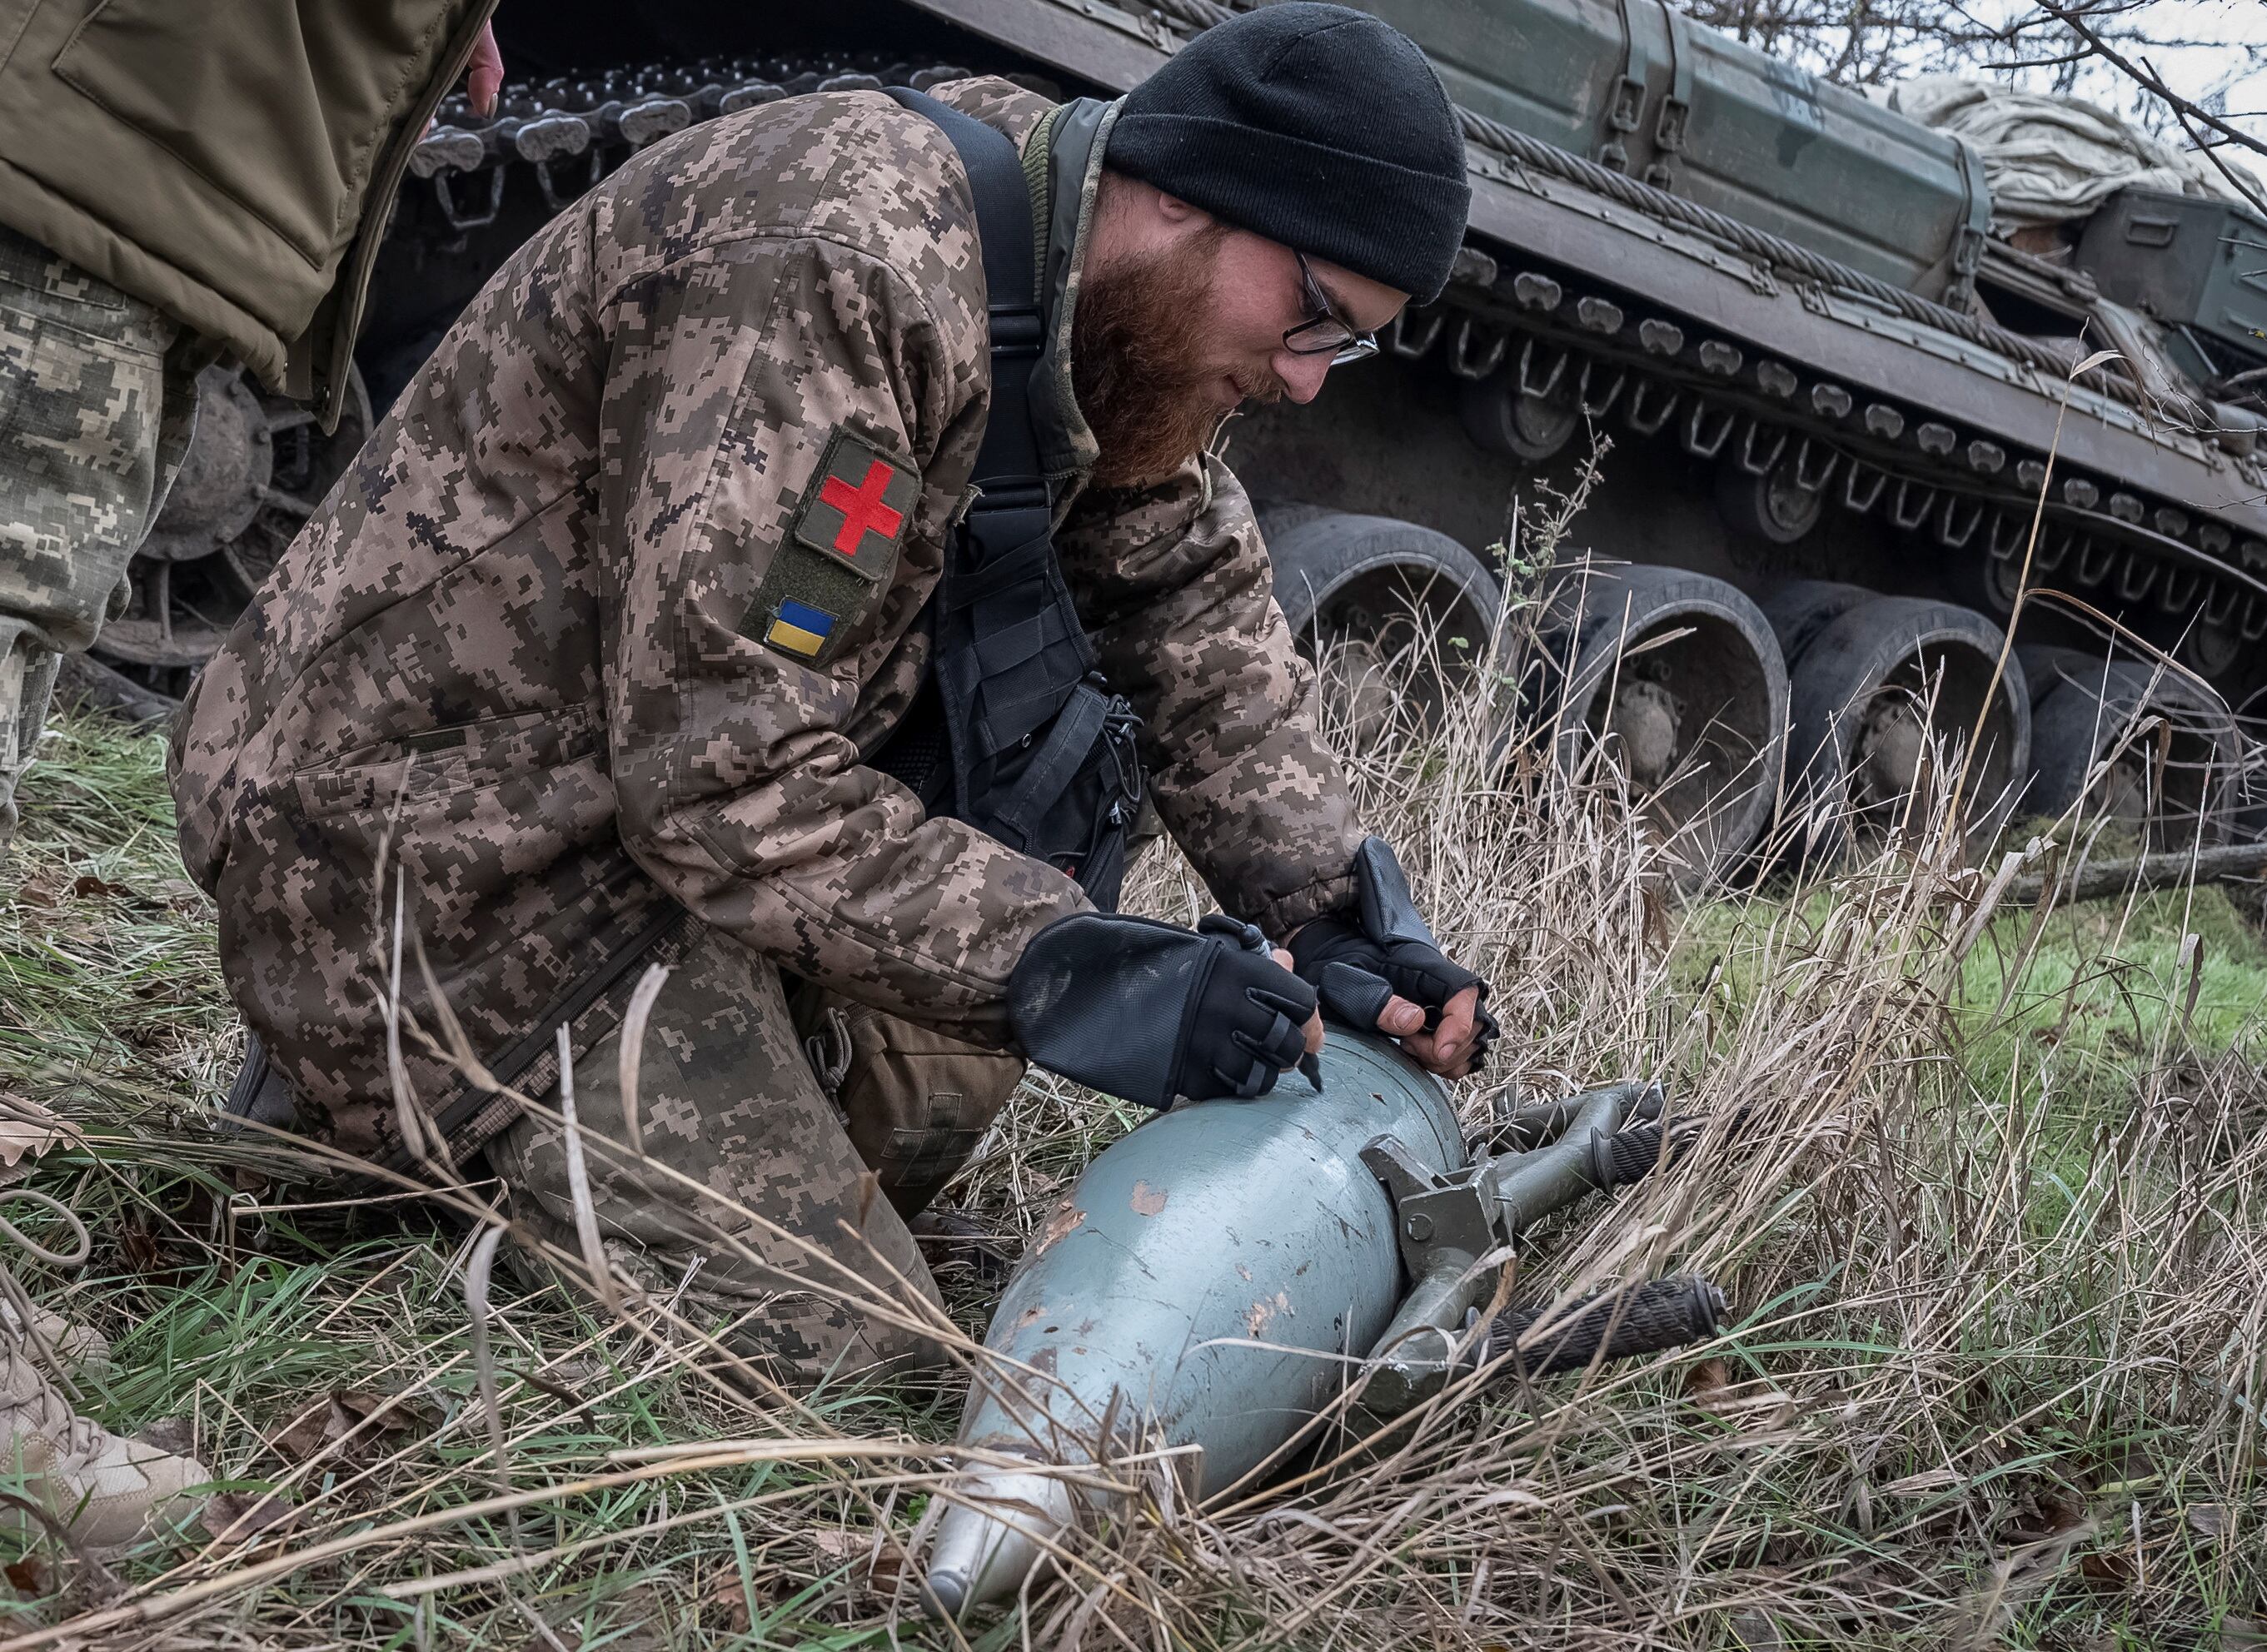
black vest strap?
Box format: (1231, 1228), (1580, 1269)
(888, 88), (1044, 509)
(880, 87), (1143, 908)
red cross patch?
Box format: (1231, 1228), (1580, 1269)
(790, 430), (920, 583)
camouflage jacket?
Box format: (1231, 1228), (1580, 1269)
(170, 78), (1366, 1164)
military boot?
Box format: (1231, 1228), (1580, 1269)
(0, 1297), (109, 1369)
(0, 1334), (207, 1547)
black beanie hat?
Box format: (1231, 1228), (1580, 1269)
(1106, 2), (1470, 302)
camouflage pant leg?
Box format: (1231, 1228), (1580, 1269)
(486, 923), (950, 1385)
(0, 226), (191, 848)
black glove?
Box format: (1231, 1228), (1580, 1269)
(1289, 838), (1498, 1064)
(1009, 913), (1318, 1109)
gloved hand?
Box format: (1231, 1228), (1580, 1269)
(1289, 838), (1498, 1072)
(1009, 913), (1319, 1109)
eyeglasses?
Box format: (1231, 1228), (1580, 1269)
(1283, 251), (1379, 366)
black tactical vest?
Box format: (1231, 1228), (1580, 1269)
(874, 89), (1143, 910)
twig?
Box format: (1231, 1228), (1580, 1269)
(2156, 63), (2267, 216)
(2007, 838), (2267, 905)
(2032, 0), (2267, 206)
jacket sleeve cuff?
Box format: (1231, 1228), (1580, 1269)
(1252, 869), (1359, 939)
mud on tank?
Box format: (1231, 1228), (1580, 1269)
(110, 0), (2267, 868)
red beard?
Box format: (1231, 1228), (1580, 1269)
(1071, 224), (1278, 489)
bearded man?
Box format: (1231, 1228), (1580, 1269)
(171, 2), (1494, 1381)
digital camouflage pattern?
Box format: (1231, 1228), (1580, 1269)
(490, 922), (1023, 1379)
(170, 79), (1365, 1167)
(0, 226), (193, 848)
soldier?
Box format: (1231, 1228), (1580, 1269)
(0, 4), (501, 1543)
(172, 3), (1496, 1382)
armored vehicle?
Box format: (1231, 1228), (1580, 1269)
(105, 0), (2267, 873)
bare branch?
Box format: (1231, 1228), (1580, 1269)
(2032, 0), (2267, 170)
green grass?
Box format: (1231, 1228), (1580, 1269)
(1954, 886), (2267, 1094)
(0, 713), (233, 1091)
(1677, 879), (2267, 1103)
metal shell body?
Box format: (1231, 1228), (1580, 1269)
(927, 1029), (1462, 1614)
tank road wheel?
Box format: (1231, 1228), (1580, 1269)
(92, 363), (374, 700)
(1715, 458), (1825, 547)
(1458, 369), (1579, 464)
(2178, 615), (2246, 682)
(2020, 648), (2242, 849)
(1765, 583), (2030, 856)
(1261, 509), (1501, 743)
(1547, 565), (1789, 885)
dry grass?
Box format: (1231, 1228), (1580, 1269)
(0, 506), (2261, 1647)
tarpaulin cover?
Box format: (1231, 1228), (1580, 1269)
(1886, 74), (2260, 231)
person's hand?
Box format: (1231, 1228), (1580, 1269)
(464, 22), (504, 117)
(1288, 838), (1497, 1080)
(1008, 913), (1321, 1109)
(1374, 983), (1482, 1077)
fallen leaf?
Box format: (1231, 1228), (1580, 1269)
(270, 1388), (438, 1465)
(1683, 1358), (1730, 1402)
(5, 1555), (52, 1597)
(135, 1416), (197, 1460)
(869, 1545), (909, 1593)
(2223, 1616), (2265, 1650)
(808, 1527), (910, 1592)
(808, 1528), (870, 1564)
(13, 871), (67, 908)
(2185, 1502), (2229, 1539)
(2079, 1550), (2136, 1586)
(267, 1404), (331, 1464)
(705, 1570), (754, 1633)
(2002, 1482), (2089, 1542)
(2038, 1486), (2087, 1533)
(114, 1219), (170, 1276)
(1729, 1608), (1782, 1650)
(0, 1095), (82, 1168)
(202, 1489), (300, 1552)
(331, 1387), (441, 1435)
(69, 873), (127, 901)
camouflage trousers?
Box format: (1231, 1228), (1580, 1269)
(0, 225), (193, 849)
(488, 922), (1027, 1384)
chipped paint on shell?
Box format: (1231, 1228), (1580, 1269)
(1035, 1199), (1084, 1254)
(1129, 1180), (1168, 1217)
(1243, 1291), (1293, 1336)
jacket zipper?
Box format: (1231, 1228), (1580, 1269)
(315, 0), (501, 431)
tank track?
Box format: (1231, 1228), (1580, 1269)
(1398, 253), (2267, 691)
(404, 54), (1055, 237)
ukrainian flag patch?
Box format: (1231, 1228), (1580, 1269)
(765, 597), (836, 659)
